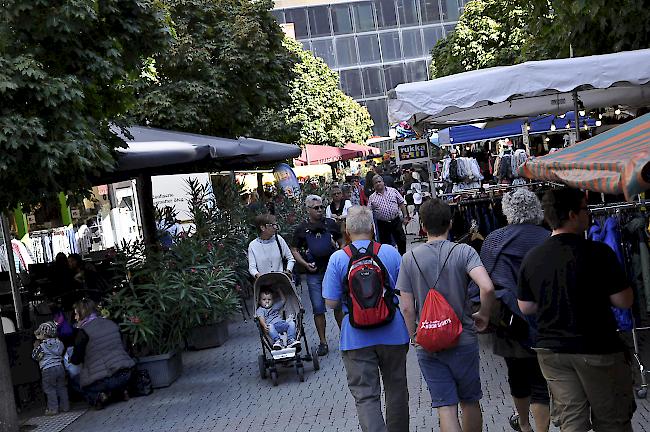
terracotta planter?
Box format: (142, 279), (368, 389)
(186, 321), (229, 350)
(136, 350), (183, 388)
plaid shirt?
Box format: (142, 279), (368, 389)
(368, 187), (405, 221)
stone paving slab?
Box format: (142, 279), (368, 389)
(63, 240), (650, 432)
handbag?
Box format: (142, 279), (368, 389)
(411, 244), (463, 352)
(274, 235), (289, 271)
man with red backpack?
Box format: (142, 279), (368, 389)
(323, 205), (410, 432)
(397, 199), (495, 432)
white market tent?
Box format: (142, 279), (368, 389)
(388, 49), (650, 128)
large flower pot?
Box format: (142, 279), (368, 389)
(136, 350), (183, 388)
(186, 321), (229, 350)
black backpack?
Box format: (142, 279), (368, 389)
(343, 242), (396, 329)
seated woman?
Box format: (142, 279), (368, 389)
(70, 298), (135, 409)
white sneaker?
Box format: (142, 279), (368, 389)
(287, 339), (301, 349)
(272, 341), (282, 350)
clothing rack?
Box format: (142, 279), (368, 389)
(589, 199), (650, 398)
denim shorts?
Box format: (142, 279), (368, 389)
(306, 273), (326, 315)
(417, 342), (482, 408)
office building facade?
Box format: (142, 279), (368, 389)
(272, 0), (468, 136)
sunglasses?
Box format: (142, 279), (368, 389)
(265, 223), (279, 229)
(309, 205), (325, 210)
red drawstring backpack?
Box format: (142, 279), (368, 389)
(411, 244), (463, 352)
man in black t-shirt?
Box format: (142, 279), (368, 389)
(291, 194), (344, 356)
(517, 188), (636, 432)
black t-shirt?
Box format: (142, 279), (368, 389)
(518, 233), (627, 354)
(292, 218), (342, 273)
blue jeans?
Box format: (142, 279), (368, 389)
(82, 368), (132, 406)
(306, 273), (326, 315)
(268, 320), (296, 342)
(417, 343), (482, 408)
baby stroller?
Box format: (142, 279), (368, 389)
(254, 272), (320, 386)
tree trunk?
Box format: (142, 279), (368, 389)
(0, 331), (19, 432)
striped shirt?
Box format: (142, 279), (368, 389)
(368, 187), (405, 221)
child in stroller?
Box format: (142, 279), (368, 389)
(256, 287), (301, 351)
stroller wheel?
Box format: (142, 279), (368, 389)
(258, 354), (267, 379)
(296, 365), (305, 382)
(270, 370), (278, 386)
(312, 346), (320, 371)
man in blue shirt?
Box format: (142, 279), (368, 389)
(323, 205), (410, 432)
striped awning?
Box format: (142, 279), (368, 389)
(519, 113), (650, 200)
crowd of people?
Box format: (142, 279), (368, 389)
(248, 177), (638, 432)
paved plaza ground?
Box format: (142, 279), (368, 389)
(57, 238), (650, 432)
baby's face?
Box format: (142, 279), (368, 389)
(259, 293), (273, 309)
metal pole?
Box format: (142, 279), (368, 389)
(0, 323), (19, 432)
(572, 90), (581, 144)
(1, 214), (23, 330)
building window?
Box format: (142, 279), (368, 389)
(331, 4), (354, 35)
(340, 69), (364, 98)
(361, 67), (386, 97)
(374, 0), (398, 29)
(301, 40), (311, 51)
(357, 34), (381, 64)
(285, 9), (309, 39)
(335, 37), (358, 67)
(271, 10), (285, 24)
(364, 98), (389, 136)
(379, 31), (401, 61)
(396, 0), (419, 27)
(419, 0), (441, 24)
(312, 39), (336, 67)
(422, 26), (444, 52)
(441, 0), (460, 21)
(353, 3), (376, 32)
(402, 28), (423, 58)
(405, 60), (428, 82)
(308, 6), (331, 37)
(384, 63), (406, 91)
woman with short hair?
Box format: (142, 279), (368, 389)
(247, 214), (295, 279)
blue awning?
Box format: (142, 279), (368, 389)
(440, 112), (597, 146)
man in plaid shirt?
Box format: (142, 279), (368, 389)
(368, 175), (410, 254)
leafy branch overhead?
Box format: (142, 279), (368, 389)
(0, 0), (171, 210)
(253, 38), (374, 147)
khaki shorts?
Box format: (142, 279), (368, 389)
(536, 350), (636, 432)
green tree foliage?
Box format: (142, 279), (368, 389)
(429, 0), (534, 78)
(254, 38), (374, 147)
(133, 0), (295, 139)
(0, 1), (171, 210)
(529, 0), (650, 58)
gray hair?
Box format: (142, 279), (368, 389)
(305, 194), (322, 207)
(372, 174), (383, 184)
(501, 188), (544, 225)
(346, 206), (374, 235)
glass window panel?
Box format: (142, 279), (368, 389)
(374, 0), (397, 29)
(311, 39), (336, 67)
(443, 23), (456, 35)
(441, 0), (460, 22)
(308, 6), (331, 37)
(357, 34), (381, 64)
(422, 26), (444, 52)
(396, 0), (419, 27)
(405, 60), (428, 82)
(383, 64), (406, 91)
(331, 4), (353, 35)
(362, 67), (385, 97)
(284, 9), (309, 39)
(271, 10), (286, 24)
(379, 32), (401, 61)
(301, 40), (311, 51)
(364, 99), (389, 136)
(402, 29), (423, 58)
(419, 0), (440, 23)
(353, 3), (376, 32)
(340, 69), (363, 98)
(335, 37), (358, 67)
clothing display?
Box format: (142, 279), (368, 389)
(441, 156), (484, 192)
(28, 226), (79, 265)
(0, 239), (35, 272)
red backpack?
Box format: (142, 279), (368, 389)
(344, 242), (396, 329)
(412, 244), (463, 352)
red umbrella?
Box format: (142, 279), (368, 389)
(294, 144), (361, 166)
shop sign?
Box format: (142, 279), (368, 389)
(71, 208), (80, 219)
(152, 173), (211, 221)
(97, 184), (108, 195)
(394, 139), (429, 165)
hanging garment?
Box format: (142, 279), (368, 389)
(624, 217), (650, 313)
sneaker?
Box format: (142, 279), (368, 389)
(317, 343), (328, 356)
(272, 341), (283, 350)
(44, 409), (58, 416)
(287, 339), (301, 349)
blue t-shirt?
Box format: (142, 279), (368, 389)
(323, 240), (410, 351)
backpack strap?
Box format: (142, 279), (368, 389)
(343, 244), (354, 258)
(371, 241), (381, 256)
(411, 243), (459, 292)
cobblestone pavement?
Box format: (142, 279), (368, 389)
(63, 242), (650, 432)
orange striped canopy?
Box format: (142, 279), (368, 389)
(519, 113), (650, 201)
